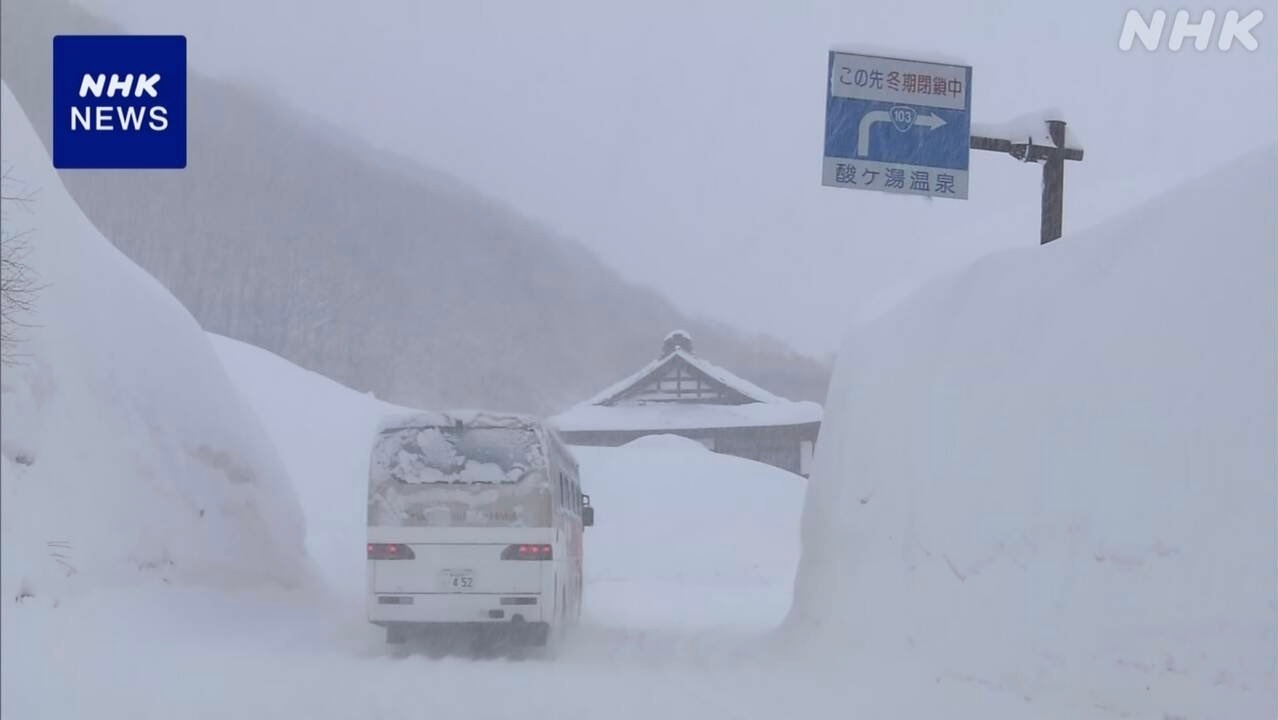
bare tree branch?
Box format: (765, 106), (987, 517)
(1, 165), (43, 365)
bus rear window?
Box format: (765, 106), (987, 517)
(371, 425), (545, 485)
(368, 424), (552, 528)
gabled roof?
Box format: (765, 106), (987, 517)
(550, 333), (823, 433)
(583, 348), (786, 407)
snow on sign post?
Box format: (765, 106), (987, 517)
(823, 52), (972, 199)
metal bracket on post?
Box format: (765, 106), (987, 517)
(970, 121), (1084, 244)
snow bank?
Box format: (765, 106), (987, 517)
(209, 334), (407, 598)
(0, 83), (306, 605)
(619, 433), (711, 453)
(574, 443), (805, 630)
(790, 146), (1277, 718)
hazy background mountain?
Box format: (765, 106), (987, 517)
(0, 0), (829, 414)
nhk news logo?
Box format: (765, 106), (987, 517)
(52, 35), (187, 169)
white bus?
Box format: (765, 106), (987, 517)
(366, 410), (593, 648)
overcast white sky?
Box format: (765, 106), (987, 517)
(81, 0), (1277, 354)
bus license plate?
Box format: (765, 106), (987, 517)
(441, 569), (475, 591)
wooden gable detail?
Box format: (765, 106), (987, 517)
(603, 356), (754, 406)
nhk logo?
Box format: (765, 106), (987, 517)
(53, 35), (186, 169)
(74, 73), (168, 131)
(1118, 9), (1264, 51)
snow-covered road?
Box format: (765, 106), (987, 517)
(3, 580), (1048, 720)
(1, 584), (810, 720)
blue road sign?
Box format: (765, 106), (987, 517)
(823, 52), (971, 199)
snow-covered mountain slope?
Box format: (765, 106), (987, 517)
(0, 82), (306, 605)
(574, 437), (805, 630)
(790, 146), (1278, 719)
(208, 334), (408, 599)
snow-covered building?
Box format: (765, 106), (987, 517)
(551, 331), (823, 476)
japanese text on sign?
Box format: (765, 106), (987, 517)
(830, 162), (959, 195)
(842, 68), (964, 99)
(829, 53), (968, 111)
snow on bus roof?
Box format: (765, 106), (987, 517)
(377, 408), (544, 434)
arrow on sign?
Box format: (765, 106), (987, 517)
(912, 112), (947, 132)
(856, 110), (948, 157)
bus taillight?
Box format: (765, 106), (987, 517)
(501, 544), (553, 561)
(367, 543), (415, 560)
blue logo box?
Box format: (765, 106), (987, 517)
(52, 35), (186, 169)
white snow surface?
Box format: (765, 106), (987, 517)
(207, 333), (410, 597)
(616, 432), (711, 453)
(0, 82), (307, 605)
(378, 408), (545, 433)
(575, 438), (805, 630)
(789, 145), (1278, 719)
